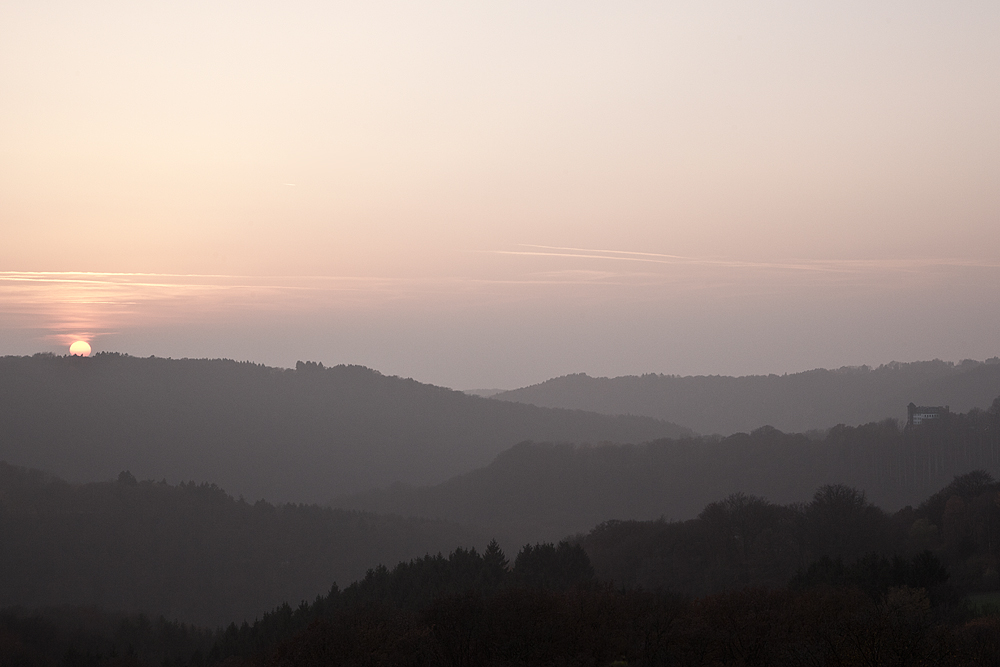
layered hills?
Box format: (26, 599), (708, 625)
(0, 461), (482, 626)
(0, 354), (690, 503)
(493, 358), (1000, 435)
(335, 397), (1000, 546)
(5, 355), (1000, 664)
(6, 412), (1000, 661)
(7, 464), (998, 666)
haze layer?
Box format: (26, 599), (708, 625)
(3, 2), (999, 387)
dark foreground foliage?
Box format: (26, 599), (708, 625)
(255, 586), (1000, 667)
(10, 575), (1000, 666)
(205, 540), (978, 667)
(7, 468), (1000, 664)
(208, 539), (594, 663)
(583, 469), (1000, 598)
(8, 584), (1000, 667)
(187, 536), (980, 666)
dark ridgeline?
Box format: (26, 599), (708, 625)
(335, 398), (1000, 546)
(0, 462), (482, 627)
(493, 358), (1000, 435)
(229, 569), (993, 667)
(0, 353), (691, 504)
(153, 471), (1000, 665)
(7, 355), (1000, 665)
(7, 462), (1000, 665)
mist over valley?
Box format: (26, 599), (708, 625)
(5, 1), (1000, 661)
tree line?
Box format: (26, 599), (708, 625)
(493, 358), (1000, 434)
(337, 398), (1000, 546)
(0, 353), (688, 504)
(8, 469), (1000, 665)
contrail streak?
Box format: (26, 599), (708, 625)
(503, 245), (1000, 273)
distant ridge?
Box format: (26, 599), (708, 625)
(493, 359), (1000, 435)
(0, 354), (691, 503)
(335, 398), (1000, 546)
(463, 388), (507, 398)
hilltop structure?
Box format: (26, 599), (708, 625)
(907, 403), (950, 428)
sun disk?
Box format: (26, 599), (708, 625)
(69, 340), (92, 357)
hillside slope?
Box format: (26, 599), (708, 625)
(335, 397), (1000, 545)
(494, 359), (1000, 435)
(0, 461), (483, 626)
(0, 354), (691, 502)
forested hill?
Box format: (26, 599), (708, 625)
(8, 469), (1000, 665)
(0, 461), (483, 626)
(494, 358), (1000, 435)
(334, 397), (1000, 546)
(0, 354), (690, 502)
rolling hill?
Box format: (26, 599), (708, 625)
(0, 353), (691, 503)
(493, 358), (1000, 435)
(0, 461), (483, 626)
(334, 397), (1000, 546)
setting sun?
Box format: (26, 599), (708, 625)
(69, 340), (91, 357)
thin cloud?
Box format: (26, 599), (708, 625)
(491, 245), (1000, 274)
(0, 270), (250, 279)
(0, 273), (414, 297)
(5, 250), (997, 350)
(492, 249), (861, 274)
(520, 244), (694, 261)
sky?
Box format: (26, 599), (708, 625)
(2, 1), (999, 389)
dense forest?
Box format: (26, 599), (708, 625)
(0, 353), (689, 503)
(495, 358), (1000, 434)
(0, 607), (216, 667)
(7, 472), (1000, 665)
(581, 470), (1000, 596)
(335, 398), (1000, 545)
(7, 355), (1000, 665)
(0, 462), (482, 626)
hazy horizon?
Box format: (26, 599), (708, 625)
(3, 2), (999, 389)
(6, 349), (998, 394)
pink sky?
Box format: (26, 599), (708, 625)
(2, 2), (999, 388)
